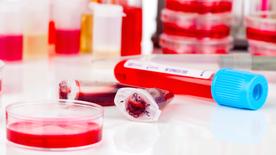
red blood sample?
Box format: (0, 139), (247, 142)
(59, 80), (125, 106)
(165, 0), (232, 14)
(7, 121), (102, 148)
(0, 35), (23, 61)
(114, 60), (213, 99)
(246, 27), (276, 44)
(48, 21), (56, 45)
(55, 29), (80, 55)
(121, 6), (142, 56)
(115, 87), (174, 121)
(163, 22), (230, 39)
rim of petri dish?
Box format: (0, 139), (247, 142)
(6, 99), (104, 122)
(246, 11), (276, 24)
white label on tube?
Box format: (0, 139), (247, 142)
(124, 60), (213, 79)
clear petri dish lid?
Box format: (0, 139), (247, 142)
(6, 100), (103, 121)
(160, 33), (233, 46)
(246, 11), (276, 31)
(161, 9), (232, 26)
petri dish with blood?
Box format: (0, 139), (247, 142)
(6, 100), (103, 150)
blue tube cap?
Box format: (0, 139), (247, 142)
(211, 68), (268, 110)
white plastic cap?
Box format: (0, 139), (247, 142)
(114, 88), (162, 122)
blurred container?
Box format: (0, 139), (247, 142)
(52, 0), (87, 55)
(160, 34), (232, 54)
(23, 0), (50, 60)
(90, 3), (124, 59)
(165, 0), (232, 14)
(0, 1), (23, 61)
(246, 11), (276, 56)
(162, 9), (231, 39)
(0, 60), (4, 93)
(246, 12), (276, 44)
(115, 0), (143, 56)
(248, 40), (276, 56)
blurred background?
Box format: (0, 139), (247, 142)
(0, 0), (276, 62)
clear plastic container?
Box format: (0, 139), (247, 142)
(162, 9), (231, 39)
(0, 60), (4, 93)
(246, 11), (276, 44)
(23, 0), (50, 60)
(6, 100), (103, 150)
(90, 3), (124, 59)
(0, 1), (23, 61)
(165, 0), (233, 14)
(248, 40), (276, 56)
(160, 34), (233, 54)
(52, 0), (88, 55)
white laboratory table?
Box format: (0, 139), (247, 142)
(0, 55), (276, 155)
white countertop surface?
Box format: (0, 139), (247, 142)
(0, 55), (276, 155)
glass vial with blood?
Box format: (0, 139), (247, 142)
(114, 87), (174, 122)
(114, 59), (269, 110)
(59, 80), (125, 106)
(115, 0), (143, 56)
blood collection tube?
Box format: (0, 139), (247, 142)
(114, 87), (174, 122)
(59, 80), (125, 106)
(114, 59), (269, 110)
(115, 0), (143, 56)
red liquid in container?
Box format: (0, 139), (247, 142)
(165, 0), (232, 14)
(48, 21), (56, 45)
(0, 35), (23, 61)
(114, 60), (213, 99)
(121, 6), (142, 56)
(7, 121), (102, 148)
(55, 29), (80, 55)
(246, 27), (276, 44)
(163, 22), (230, 39)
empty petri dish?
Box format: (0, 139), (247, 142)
(6, 100), (103, 150)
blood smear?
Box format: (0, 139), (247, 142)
(7, 121), (102, 148)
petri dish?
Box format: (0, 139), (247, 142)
(165, 0), (233, 14)
(6, 100), (103, 150)
(246, 12), (276, 44)
(161, 9), (232, 39)
(248, 39), (276, 56)
(159, 34), (233, 54)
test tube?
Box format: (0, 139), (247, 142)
(114, 87), (174, 122)
(90, 3), (124, 59)
(114, 59), (269, 110)
(59, 80), (125, 106)
(23, 0), (49, 60)
(52, 0), (87, 55)
(0, 1), (23, 61)
(115, 0), (143, 56)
